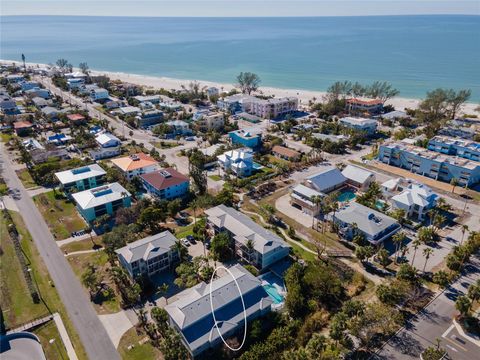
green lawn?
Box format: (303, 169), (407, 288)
(0, 212), (49, 328)
(118, 328), (161, 360)
(15, 168), (37, 189)
(151, 140), (179, 149)
(208, 174), (222, 181)
(61, 237), (103, 253)
(33, 320), (69, 360)
(4, 211), (88, 360)
(175, 223), (194, 239)
(0, 133), (13, 143)
(33, 191), (86, 240)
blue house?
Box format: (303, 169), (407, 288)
(428, 136), (480, 162)
(55, 164), (106, 193)
(71, 182), (131, 223)
(228, 128), (262, 149)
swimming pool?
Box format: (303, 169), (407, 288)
(252, 162), (264, 170)
(376, 200), (386, 210)
(262, 284), (284, 304)
(337, 190), (356, 202)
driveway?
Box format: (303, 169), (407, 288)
(275, 193), (314, 228)
(98, 310), (137, 348)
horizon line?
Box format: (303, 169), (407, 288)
(2, 14), (479, 18)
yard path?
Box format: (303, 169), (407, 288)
(64, 248), (104, 256)
(56, 232), (95, 247)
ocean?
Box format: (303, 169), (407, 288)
(1, 15), (479, 99)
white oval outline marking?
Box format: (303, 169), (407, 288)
(208, 265), (247, 351)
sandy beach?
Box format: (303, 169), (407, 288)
(4, 60), (479, 115)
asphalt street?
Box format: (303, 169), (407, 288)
(1, 143), (120, 360)
(373, 256), (480, 360)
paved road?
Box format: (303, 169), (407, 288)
(373, 256), (480, 360)
(1, 143), (120, 360)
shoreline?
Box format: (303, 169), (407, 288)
(3, 59), (479, 115)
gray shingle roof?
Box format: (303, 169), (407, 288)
(306, 167), (347, 192)
(115, 231), (177, 263)
(205, 205), (289, 255)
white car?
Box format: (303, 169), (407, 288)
(181, 238), (190, 247)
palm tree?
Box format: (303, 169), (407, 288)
(189, 199), (198, 224)
(157, 283), (169, 305)
(392, 231), (406, 264)
(422, 248), (434, 273)
(460, 225), (469, 245)
(311, 195), (323, 229)
(85, 226), (95, 247)
(245, 239), (255, 264)
(411, 239), (421, 268)
(450, 178), (459, 193)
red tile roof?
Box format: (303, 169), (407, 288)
(140, 167), (189, 191)
(67, 113), (86, 121)
(347, 98), (383, 106)
(13, 121), (33, 129)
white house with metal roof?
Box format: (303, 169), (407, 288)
(164, 264), (273, 357)
(305, 167), (347, 193)
(55, 164), (106, 193)
(115, 231), (180, 278)
(217, 148), (254, 178)
(95, 132), (121, 148)
(390, 183), (438, 221)
(331, 202), (400, 245)
(341, 164), (375, 190)
(205, 205), (290, 271)
(290, 184), (324, 216)
(71, 182), (131, 222)
(339, 117), (377, 135)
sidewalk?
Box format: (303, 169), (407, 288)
(53, 313), (79, 360)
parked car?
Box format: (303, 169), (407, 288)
(181, 238), (190, 247)
(186, 235), (196, 244)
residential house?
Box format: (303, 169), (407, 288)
(90, 87), (109, 101)
(217, 94), (257, 113)
(47, 133), (72, 145)
(341, 164), (375, 191)
(136, 110), (163, 128)
(228, 128), (262, 149)
(25, 88), (51, 99)
(67, 113), (87, 125)
(378, 142), (480, 187)
(247, 97), (299, 119)
(31, 97), (51, 108)
(116, 231), (180, 279)
(207, 87), (219, 97)
(305, 167), (347, 193)
(95, 132), (121, 148)
(193, 111), (224, 131)
(0, 95), (18, 115)
(380, 110), (409, 121)
(217, 148), (254, 178)
(164, 264), (273, 357)
(166, 120), (191, 136)
(438, 126), (476, 140)
(13, 121), (34, 136)
(30, 148), (69, 164)
(311, 133), (349, 143)
(290, 184), (324, 216)
(110, 153), (159, 181)
(6, 74), (24, 83)
(140, 168), (190, 200)
(41, 106), (60, 120)
(88, 146), (122, 160)
(346, 98), (383, 115)
(20, 81), (40, 92)
(271, 145), (301, 161)
(339, 117), (377, 135)
(55, 164), (106, 193)
(331, 202), (401, 245)
(205, 205), (290, 271)
(118, 106), (141, 116)
(67, 78), (85, 90)
(71, 182), (131, 223)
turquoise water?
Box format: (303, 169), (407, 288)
(337, 190), (356, 202)
(252, 162), (264, 170)
(262, 284), (284, 304)
(376, 200), (386, 210)
(2, 15), (479, 99)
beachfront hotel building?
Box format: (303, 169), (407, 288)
(115, 231), (180, 279)
(164, 264), (273, 357)
(218, 94), (298, 119)
(71, 182), (131, 223)
(55, 164), (106, 193)
(339, 116), (378, 135)
(427, 136), (480, 162)
(378, 142), (480, 187)
(346, 98), (383, 115)
(205, 205), (290, 271)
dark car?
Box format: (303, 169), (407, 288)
(186, 235), (196, 244)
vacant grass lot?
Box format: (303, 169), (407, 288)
(2, 211), (88, 360)
(33, 320), (69, 360)
(61, 237), (103, 253)
(33, 191), (86, 240)
(15, 168), (37, 189)
(118, 327), (162, 360)
(67, 250), (121, 314)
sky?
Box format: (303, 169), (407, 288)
(2, 0), (479, 17)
